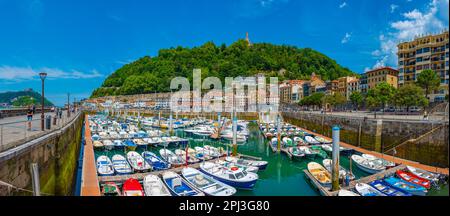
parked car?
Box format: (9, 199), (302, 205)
(409, 107), (422, 112)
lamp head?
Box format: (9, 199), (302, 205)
(39, 72), (47, 80)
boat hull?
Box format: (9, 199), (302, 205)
(200, 169), (257, 190)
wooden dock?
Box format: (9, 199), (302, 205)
(80, 114), (101, 196)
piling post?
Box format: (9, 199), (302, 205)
(232, 112), (238, 156)
(374, 119), (383, 152)
(30, 163), (41, 196)
(276, 113), (281, 152)
(331, 125), (340, 191)
(169, 111), (173, 136)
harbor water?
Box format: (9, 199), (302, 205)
(93, 122), (449, 196)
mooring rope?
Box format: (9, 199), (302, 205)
(0, 180), (54, 196)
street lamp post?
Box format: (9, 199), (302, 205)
(39, 72), (47, 131)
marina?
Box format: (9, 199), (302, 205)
(80, 113), (449, 196)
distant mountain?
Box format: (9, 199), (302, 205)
(0, 89), (54, 107)
(91, 40), (356, 98)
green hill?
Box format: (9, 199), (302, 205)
(91, 40), (355, 97)
(0, 89), (54, 107)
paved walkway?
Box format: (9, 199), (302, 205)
(0, 112), (72, 152)
(282, 110), (448, 122)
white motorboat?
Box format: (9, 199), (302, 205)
(96, 155), (114, 176)
(199, 161), (258, 190)
(127, 151), (151, 172)
(143, 174), (171, 196)
(111, 154), (133, 175)
(355, 183), (386, 196)
(351, 155), (385, 174)
(181, 167), (236, 196)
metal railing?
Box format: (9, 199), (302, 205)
(0, 110), (81, 153)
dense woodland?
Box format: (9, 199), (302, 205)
(91, 40), (355, 98)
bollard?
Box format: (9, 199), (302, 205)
(331, 125), (340, 191)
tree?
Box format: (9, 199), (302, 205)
(365, 82), (396, 111)
(349, 91), (363, 110)
(299, 92), (325, 108)
(416, 69), (441, 100)
(323, 92), (347, 111)
(392, 84), (428, 111)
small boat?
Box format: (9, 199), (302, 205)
(396, 170), (431, 189)
(406, 166), (440, 182)
(91, 134), (101, 141)
(111, 154), (133, 175)
(93, 141), (104, 148)
(200, 161), (258, 190)
(288, 147), (305, 160)
(203, 146), (222, 158)
(175, 149), (200, 164)
(133, 138), (147, 147)
(351, 155), (385, 174)
(127, 151), (151, 172)
(103, 139), (114, 150)
(315, 136), (332, 144)
(102, 182), (121, 196)
(293, 136), (306, 145)
(162, 171), (205, 196)
(310, 146), (328, 159)
(96, 155), (114, 176)
(304, 136), (320, 144)
(124, 139), (137, 151)
(195, 146), (220, 158)
(322, 159), (355, 181)
(122, 178), (144, 196)
(321, 144), (347, 153)
(362, 154), (396, 168)
(307, 162), (331, 187)
(355, 183), (386, 196)
(143, 174), (171, 196)
(338, 189), (360, 196)
(113, 139), (126, 148)
(181, 167), (237, 196)
(159, 149), (185, 167)
(369, 180), (412, 196)
(141, 151), (171, 170)
(225, 156), (268, 170)
(217, 160), (259, 173)
(383, 176), (428, 196)
(299, 146), (317, 159)
(282, 137), (295, 147)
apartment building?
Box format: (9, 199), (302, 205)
(365, 67), (399, 90)
(337, 76), (359, 99)
(397, 30), (449, 102)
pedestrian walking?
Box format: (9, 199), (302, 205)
(27, 105), (33, 131)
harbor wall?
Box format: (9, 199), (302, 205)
(282, 112), (449, 168)
(0, 113), (84, 196)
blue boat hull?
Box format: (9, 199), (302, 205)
(200, 169), (257, 190)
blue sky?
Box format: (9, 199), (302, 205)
(0, 0), (448, 106)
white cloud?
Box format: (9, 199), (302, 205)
(260, 0), (274, 7)
(369, 0), (449, 69)
(0, 66), (103, 82)
(341, 32), (352, 44)
(339, 2), (347, 8)
(390, 4), (399, 13)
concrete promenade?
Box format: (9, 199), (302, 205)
(0, 112), (72, 152)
